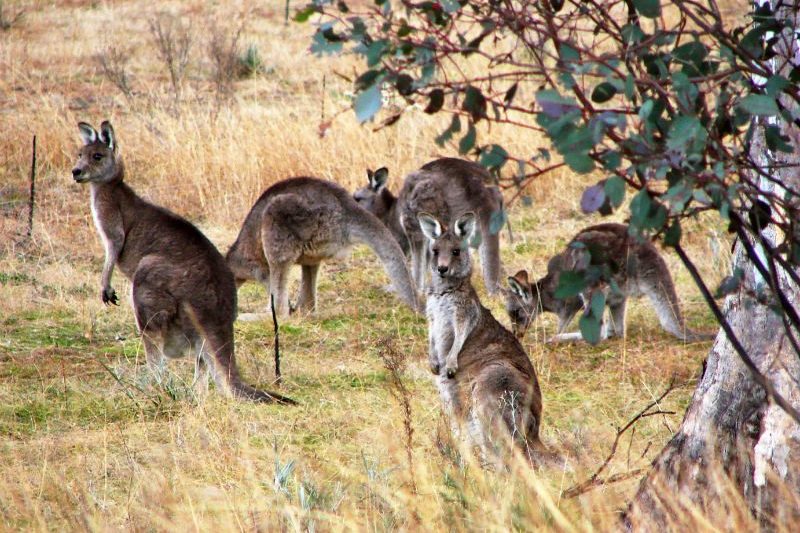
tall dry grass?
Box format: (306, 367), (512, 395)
(0, 1), (760, 531)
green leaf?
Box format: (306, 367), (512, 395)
(739, 94), (779, 116)
(633, 0), (660, 18)
(581, 183), (606, 214)
(667, 115), (704, 152)
(435, 115), (461, 146)
(424, 89), (445, 114)
(458, 123), (476, 155)
(560, 43), (580, 63)
(536, 89), (579, 118)
(463, 86), (487, 122)
(579, 315), (602, 345)
(354, 84), (382, 123)
(621, 23), (645, 45)
(765, 75), (790, 98)
(440, 0), (460, 13)
(479, 144), (508, 169)
(310, 25), (344, 56)
(555, 271), (587, 299)
(604, 176), (626, 207)
(355, 70), (381, 91)
(624, 74), (635, 100)
(591, 82), (618, 103)
(294, 5), (318, 22)
(504, 83), (518, 107)
(765, 124), (793, 153)
(589, 291), (605, 319)
(672, 41), (708, 64)
(489, 209), (507, 235)
(395, 74), (414, 95)
(630, 190), (652, 228)
(601, 151), (622, 170)
(564, 153), (595, 173)
(365, 39), (389, 67)
(664, 220), (682, 246)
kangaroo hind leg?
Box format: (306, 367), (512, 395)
(132, 257), (181, 373)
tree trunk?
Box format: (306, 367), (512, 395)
(626, 5), (800, 529)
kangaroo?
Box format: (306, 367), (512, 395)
(420, 211), (548, 466)
(72, 121), (294, 404)
(226, 177), (418, 318)
(505, 223), (712, 343)
(353, 158), (504, 295)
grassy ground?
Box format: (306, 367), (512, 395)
(0, 1), (737, 530)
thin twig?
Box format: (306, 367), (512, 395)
(562, 380), (677, 499)
(270, 293), (281, 385)
(27, 135), (36, 240)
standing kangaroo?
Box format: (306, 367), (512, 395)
(420, 211), (547, 465)
(354, 158), (504, 294)
(72, 121), (294, 404)
(226, 177), (418, 318)
(505, 223), (712, 342)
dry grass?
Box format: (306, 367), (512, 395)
(0, 1), (750, 531)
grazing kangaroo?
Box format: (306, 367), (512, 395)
(226, 177), (418, 318)
(420, 211), (548, 466)
(353, 158), (504, 294)
(505, 223), (712, 343)
(72, 121), (294, 404)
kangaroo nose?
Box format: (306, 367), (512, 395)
(72, 168), (82, 178)
(437, 265), (448, 275)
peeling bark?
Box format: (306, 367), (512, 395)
(626, 3), (800, 528)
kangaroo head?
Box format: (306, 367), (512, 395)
(418, 211), (476, 282)
(72, 121), (120, 184)
(505, 269), (540, 338)
(353, 167), (390, 215)
(543, 253), (585, 328)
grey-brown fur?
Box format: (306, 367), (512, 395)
(354, 158), (503, 295)
(226, 177), (418, 317)
(419, 211), (547, 466)
(505, 223), (712, 342)
(72, 121), (294, 404)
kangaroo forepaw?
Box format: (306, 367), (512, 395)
(446, 366), (457, 379)
(102, 287), (118, 306)
(429, 362), (440, 375)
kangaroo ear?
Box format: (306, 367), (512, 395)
(417, 212), (442, 241)
(371, 167), (389, 191)
(454, 212), (476, 240)
(78, 122), (98, 145)
(99, 121), (116, 151)
(512, 269), (529, 286)
(507, 276), (531, 301)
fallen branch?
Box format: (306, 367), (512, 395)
(562, 379), (677, 499)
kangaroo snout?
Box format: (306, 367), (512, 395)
(72, 167), (85, 181)
(437, 265), (449, 275)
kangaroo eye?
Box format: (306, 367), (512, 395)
(432, 248), (439, 256)
(92, 153), (103, 161)
(452, 249), (460, 257)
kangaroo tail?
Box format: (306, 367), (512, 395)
(231, 383), (298, 405)
(478, 206), (502, 295)
(350, 210), (420, 312)
(184, 303), (298, 405)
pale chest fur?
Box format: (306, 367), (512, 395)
(425, 287), (479, 363)
(90, 186), (113, 257)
